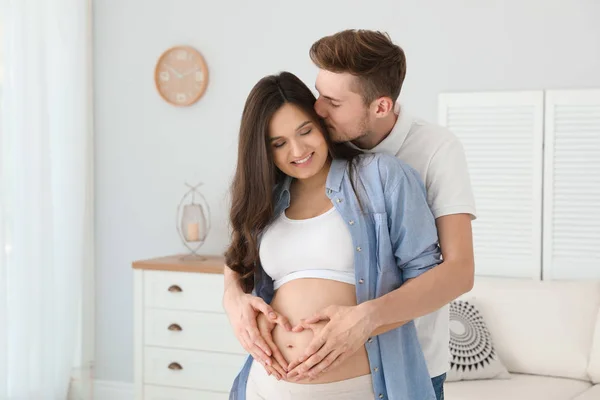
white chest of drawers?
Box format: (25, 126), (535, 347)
(133, 255), (247, 400)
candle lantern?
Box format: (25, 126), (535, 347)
(176, 182), (210, 259)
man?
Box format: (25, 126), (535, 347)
(223, 29), (476, 400)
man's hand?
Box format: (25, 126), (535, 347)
(223, 292), (292, 368)
(286, 304), (374, 381)
(256, 312), (291, 380)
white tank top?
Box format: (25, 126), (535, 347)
(259, 207), (355, 290)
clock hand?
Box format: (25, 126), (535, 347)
(182, 67), (200, 77)
(164, 64), (183, 79)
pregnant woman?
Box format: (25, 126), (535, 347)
(224, 71), (441, 400)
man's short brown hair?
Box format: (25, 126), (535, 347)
(310, 29), (406, 105)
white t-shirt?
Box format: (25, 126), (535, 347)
(358, 104), (477, 378)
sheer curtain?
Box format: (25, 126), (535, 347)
(0, 1), (95, 399)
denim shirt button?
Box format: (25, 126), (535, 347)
(356, 246), (362, 252)
(348, 220), (355, 225)
(336, 198), (343, 203)
(374, 366), (379, 372)
(358, 278), (364, 284)
(327, 189), (332, 195)
(379, 394), (384, 399)
(368, 337), (373, 343)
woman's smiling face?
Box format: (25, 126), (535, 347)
(268, 103), (329, 180)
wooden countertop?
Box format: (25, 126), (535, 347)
(132, 254), (225, 274)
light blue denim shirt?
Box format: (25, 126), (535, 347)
(230, 153), (441, 400)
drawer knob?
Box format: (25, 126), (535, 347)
(167, 285), (182, 293)
(168, 362), (183, 371)
(168, 323), (183, 332)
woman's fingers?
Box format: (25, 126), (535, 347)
(258, 312), (290, 373)
(275, 313), (293, 331)
(263, 363), (282, 380)
(263, 329), (288, 373)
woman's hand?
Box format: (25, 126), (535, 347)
(256, 312), (291, 380)
(286, 304), (374, 381)
(223, 292), (292, 368)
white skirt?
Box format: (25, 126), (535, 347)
(245, 360), (375, 400)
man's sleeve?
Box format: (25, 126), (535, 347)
(426, 138), (477, 220)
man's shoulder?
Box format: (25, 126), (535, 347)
(404, 117), (462, 154)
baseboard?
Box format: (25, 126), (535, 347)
(93, 380), (134, 400)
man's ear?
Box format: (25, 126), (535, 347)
(371, 96), (394, 118)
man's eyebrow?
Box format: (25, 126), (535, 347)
(315, 85), (342, 103)
(323, 95), (342, 103)
(269, 121), (312, 141)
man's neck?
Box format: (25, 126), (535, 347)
(351, 112), (398, 150)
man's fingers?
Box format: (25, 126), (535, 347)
(251, 297), (277, 319)
(247, 327), (272, 357)
(299, 346), (330, 372)
(240, 331), (259, 356)
(288, 346), (331, 380)
(302, 313), (327, 325)
(249, 342), (272, 366)
(299, 333), (327, 363)
(308, 350), (342, 380)
(303, 306), (335, 325)
(291, 320), (317, 333)
(287, 341), (329, 379)
(269, 360), (286, 380)
(287, 358), (302, 373)
(322, 355), (344, 375)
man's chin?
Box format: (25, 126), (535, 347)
(330, 131), (351, 144)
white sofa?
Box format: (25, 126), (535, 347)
(445, 277), (600, 400)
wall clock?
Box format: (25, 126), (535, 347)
(155, 45), (209, 106)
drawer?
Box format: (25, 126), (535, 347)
(144, 347), (247, 392)
(144, 270), (224, 312)
(144, 384), (228, 400)
(144, 309), (246, 355)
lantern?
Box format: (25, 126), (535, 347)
(176, 182), (210, 259)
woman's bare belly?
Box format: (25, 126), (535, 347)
(269, 278), (371, 384)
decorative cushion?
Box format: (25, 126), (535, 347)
(463, 277), (600, 380)
(446, 300), (510, 382)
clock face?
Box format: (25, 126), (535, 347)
(155, 46), (209, 106)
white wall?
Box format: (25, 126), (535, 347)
(93, 0), (600, 383)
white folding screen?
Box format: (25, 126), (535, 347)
(438, 92), (545, 279)
(543, 90), (600, 280)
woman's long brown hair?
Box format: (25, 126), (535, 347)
(225, 71), (361, 293)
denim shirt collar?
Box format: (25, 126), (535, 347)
(276, 158), (349, 202)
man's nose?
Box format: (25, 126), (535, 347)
(314, 97), (328, 118)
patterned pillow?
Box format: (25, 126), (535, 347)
(447, 300), (511, 381)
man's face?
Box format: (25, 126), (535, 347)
(314, 70), (372, 143)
